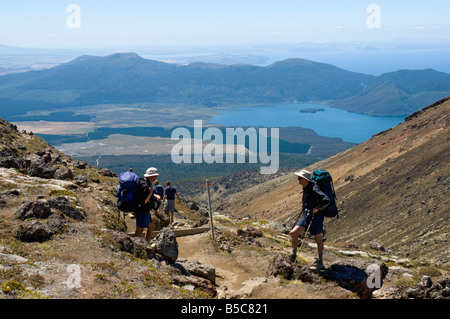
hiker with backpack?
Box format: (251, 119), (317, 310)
(289, 169), (337, 271)
(134, 167), (162, 242)
(163, 181), (181, 225)
(116, 167), (161, 243)
(153, 180), (165, 212)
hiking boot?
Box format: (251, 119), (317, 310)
(289, 250), (297, 263)
(309, 258), (325, 271)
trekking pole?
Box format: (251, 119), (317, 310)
(291, 210), (304, 230)
(206, 180), (215, 240)
(298, 213), (314, 257)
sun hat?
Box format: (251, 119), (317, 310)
(144, 167), (159, 177)
(294, 169), (312, 182)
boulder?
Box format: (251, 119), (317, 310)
(55, 167), (73, 180)
(183, 200), (199, 211)
(75, 161), (87, 169)
(177, 258), (216, 283)
(268, 254), (389, 298)
(0, 147), (16, 157)
(41, 152), (52, 163)
(24, 154), (56, 179)
(100, 168), (115, 177)
(0, 156), (21, 169)
(152, 227), (178, 264)
(14, 199), (68, 243)
(292, 265), (322, 284)
(74, 175), (88, 186)
(47, 196), (86, 221)
(14, 200), (52, 220)
(153, 210), (170, 230)
(267, 254), (320, 284)
(405, 276), (450, 299)
(267, 254), (294, 279)
(237, 226), (262, 238)
(418, 275), (433, 289)
(16, 220), (53, 243)
(0, 148), (21, 169)
(113, 232), (134, 254)
(131, 236), (151, 259)
(324, 259), (388, 299)
(426, 276), (450, 299)
(46, 213), (66, 234)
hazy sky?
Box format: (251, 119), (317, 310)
(1, 0), (449, 49)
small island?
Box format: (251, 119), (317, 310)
(299, 107), (326, 113)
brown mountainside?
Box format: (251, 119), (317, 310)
(0, 119), (207, 299)
(0, 98), (449, 301)
(218, 97), (449, 265)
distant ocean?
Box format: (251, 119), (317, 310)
(210, 103), (405, 144)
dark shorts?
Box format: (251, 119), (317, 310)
(136, 211), (153, 228)
(297, 213), (324, 236)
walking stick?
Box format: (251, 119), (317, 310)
(285, 209), (305, 248)
(291, 210), (304, 229)
(297, 213), (314, 258)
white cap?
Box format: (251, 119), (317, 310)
(144, 167), (159, 177)
(294, 169), (312, 182)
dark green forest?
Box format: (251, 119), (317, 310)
(78, 153), (317, 183)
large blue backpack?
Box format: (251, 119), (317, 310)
(116, 170), (140, 213)
(312, 169), (339, 218)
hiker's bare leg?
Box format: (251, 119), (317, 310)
(314, 233), (324, 260)
(135, 227), (145, 237)
(145, 222), (155, 242)
(289, 225), (305, 250)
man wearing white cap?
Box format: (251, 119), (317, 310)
(134, 167), (161, 242)
(289, 169), (330, 270)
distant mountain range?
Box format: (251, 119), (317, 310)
(0, 52), (449, 117)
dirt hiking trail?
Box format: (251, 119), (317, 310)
(177, 232), (351, 299)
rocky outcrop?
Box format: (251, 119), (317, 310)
(152, 227), (178, 264)
(267, 254), (321, 285)
(268, 254), (388, 299)
(16, 213), (66, 243)
(14, 197), (86, 222)
(153, 210), (170, 230)
(112, 231), (149, 259)
(23, 154), (57, 179)
(47, 196), (86, 221)
(55, 167), (73, 180)
(324, 259), (388, 299)
(237, 226), (263, 238)
(14, 200), (52, 220)
(13, 197), (87, 243)
(404, 276), (450, 299)
(177, 258), (216, 283)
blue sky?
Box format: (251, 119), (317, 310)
(1, 0), (449, 48)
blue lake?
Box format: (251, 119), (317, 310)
(209, 103), (405, 144)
